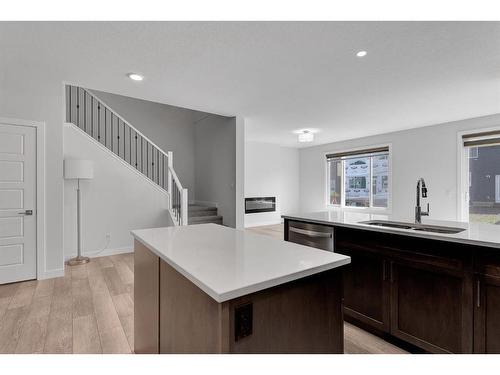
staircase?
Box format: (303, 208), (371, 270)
(65, 85), (189, 226)
(188, 205), (223, 225)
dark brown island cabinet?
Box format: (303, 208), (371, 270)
(284, 219), (500, 354)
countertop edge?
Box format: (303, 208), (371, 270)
(282, 214), (500, 249)
(131, 231), (351, 303)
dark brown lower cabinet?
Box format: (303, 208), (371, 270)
(341, 248), (390, 332)
(284, 220), (500, 353)
(390, 261), (473, 353)
(474, 274), (500, 353)
(333, 226), (478, 353)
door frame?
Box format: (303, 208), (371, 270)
(0, 117), (46, 280)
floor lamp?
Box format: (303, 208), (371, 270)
(64, 159), (94, 266)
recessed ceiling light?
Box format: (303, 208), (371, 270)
(128, 73), (144, 81)
(356, 50), (367, 57)
(298, 130), (314, 143)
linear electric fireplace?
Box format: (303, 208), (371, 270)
(245, 197), (276, 214)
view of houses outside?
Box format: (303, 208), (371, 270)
(468, 145), (500, 225)
(329, 153), (389, 208)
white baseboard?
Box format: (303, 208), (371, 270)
(64, 246), (133, 261)
(38, 268), (65, 280)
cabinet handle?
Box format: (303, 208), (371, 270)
(476, 279), (481, 308)
(289, 227), (332, 238)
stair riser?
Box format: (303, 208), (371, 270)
(188, 210), (217, 217)
(189, 218), (223, 225)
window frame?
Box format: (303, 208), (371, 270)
(457, 126), (500, 222)
(325, 144), (392, 213)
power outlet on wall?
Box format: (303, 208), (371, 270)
(105, 233), (111, 241)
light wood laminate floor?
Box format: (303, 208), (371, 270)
(0, 224), (407, 354)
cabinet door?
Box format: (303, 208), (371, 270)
(341, 247), (390, 332)
(474, 274), (500, 353)
(390, 262), (473, 353)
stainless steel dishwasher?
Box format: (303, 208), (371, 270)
(287, 220), (334, 252)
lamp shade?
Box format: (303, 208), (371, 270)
(64, 159), (94, 180)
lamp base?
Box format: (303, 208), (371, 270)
(67, 255), (90, 266)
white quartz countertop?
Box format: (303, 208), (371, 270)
(130, 224), (350, 303)
(283, 210), (500, 249)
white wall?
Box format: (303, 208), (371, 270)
(89, 89), (201, 199)
(194, 115), (238, 228)
(244, 142), (300, 227)
(235, 116), (246, 230)
(299, 113), (500, 221)
(0, 80), (64, 278)
(64, 124), (171, 259)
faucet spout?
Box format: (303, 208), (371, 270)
(415, 178), (430, 224)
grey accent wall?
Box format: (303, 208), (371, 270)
(194, 115), (238, 228)
(90, 89), (203, 199)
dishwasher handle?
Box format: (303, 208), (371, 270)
(289, 226), (333, 238)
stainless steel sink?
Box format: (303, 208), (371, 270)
(412, 225), (465, 234)
(359, 220), (466, 234)
(359, 220), (413, 230)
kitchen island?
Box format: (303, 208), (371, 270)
(283, 210), (500, 354)
(131, 223), (350, 354)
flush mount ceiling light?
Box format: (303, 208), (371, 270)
(298, 130), (314, 143)
(127, 73), (144, 81)
(356, 50), (367, 57)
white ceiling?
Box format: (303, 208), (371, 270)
(1, 21), (499, 147)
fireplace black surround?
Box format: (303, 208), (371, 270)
(245, 197), (276, 214)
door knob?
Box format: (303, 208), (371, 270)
(18, 210), (33, 216)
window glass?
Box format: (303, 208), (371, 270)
(345, 157), (370, 207)
(329, 159), (342, 205)
(327, 150), (390, 209)
(372, 155), (389, 208)
(468, 144), (500, 225)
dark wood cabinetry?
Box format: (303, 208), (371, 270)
(335, 226), (476, 353)
(341, 247), (390, 332)
(474, 274), (500, 353)
(390, 261), (473, 353)
(474, 251), (500, 353)
(285, 219), (500, 354)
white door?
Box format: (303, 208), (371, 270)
(496, 175), (500, 203)
(0, 122), (37, 284)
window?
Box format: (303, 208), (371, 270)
(462, 130), (500, 225)
(327, 146), (390, 209)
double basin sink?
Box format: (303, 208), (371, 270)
(359, 220), (466, 234)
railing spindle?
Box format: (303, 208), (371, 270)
(66, 85), (188, 225)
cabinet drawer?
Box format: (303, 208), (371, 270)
(335, 227), (471, 273)
(475, 251), (500, 277)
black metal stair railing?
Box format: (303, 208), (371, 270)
(65, 85), (188, 225)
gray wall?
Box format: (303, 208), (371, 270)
(90, 89), (201, 198)
(194, 115), (238, 227)
(299, 113), (500, 221)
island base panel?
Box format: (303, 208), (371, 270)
(134, 240), (159, 354)
(159, 258), (344, 353)
(228, 270), (344, 354)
